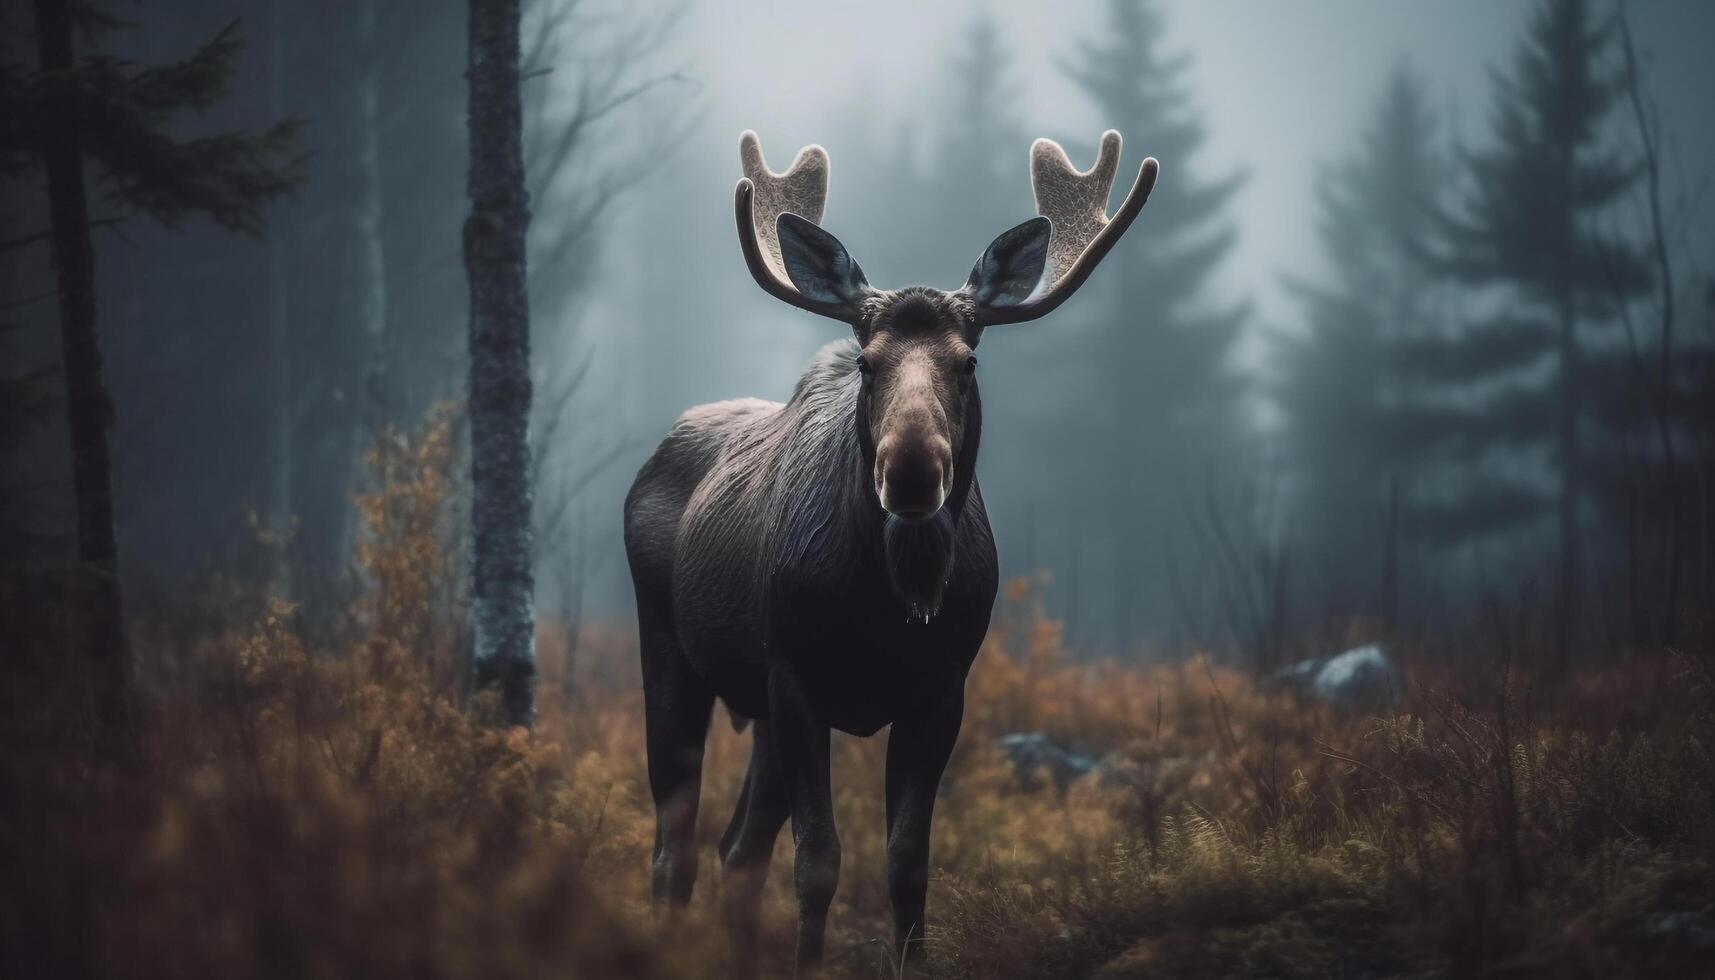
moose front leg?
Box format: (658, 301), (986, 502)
(721, 719), (790, 978)
(768, 666), (840, 974)
(884, 672), (965, 963)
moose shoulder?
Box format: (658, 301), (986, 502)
(623, 129), (1157, 974)
(631, 333), (998, 734)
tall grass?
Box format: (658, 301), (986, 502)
(4, 413), (1711, 978)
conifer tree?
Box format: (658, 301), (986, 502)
(923, 13), (1025, 281)
(1055, 0), (1247, 648)
(17, 1), (302, 756)
(1276, 64), (1450, 625)
(0, 324), (56, 562)
(1581, 3), (1698, 645)
(867, 10), (1026, 289)
(1439, 0), (1647, 662)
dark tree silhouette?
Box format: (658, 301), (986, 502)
(940, 15), (1022, 190)
(904, 11), (1027, 283)
(1439, 0), (1648, 664)
(18, 1), (301, 757)
(1276, 64), (1453, 626)
(1586, 3), (1691, 646)
(1058, 0), (1248, 648)
(465, 0), (536, 727)
(0, 323), (57, 561)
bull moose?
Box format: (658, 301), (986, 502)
(623, 129), (1157, 973)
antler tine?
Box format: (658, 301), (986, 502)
(733, 131), (850, 322)
(1035, 131), (1121, 287)
(979, 130), (1159, 326)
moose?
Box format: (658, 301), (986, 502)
(624, 129), (1156, 973)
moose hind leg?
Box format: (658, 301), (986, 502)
(722, 720), (790, 975)
(640, 612), (714, 909)
(718, 757), (753, 862)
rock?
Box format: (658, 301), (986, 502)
(1643, 909), (1715, 949)
(1271, 644), (1403, 713)
(997, 732), (1098, 791)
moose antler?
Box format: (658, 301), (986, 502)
(733, 131), (851, 321)
(978, 130), (1158, 325)
(734, 128), (1156, 327)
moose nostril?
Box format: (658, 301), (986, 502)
(887, 451), (940, 486)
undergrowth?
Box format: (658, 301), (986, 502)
(4, 412), (1712, 978)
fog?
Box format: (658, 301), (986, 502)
(7, 0), (1715, 659)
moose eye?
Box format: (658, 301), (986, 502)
(964, 355), (978, 375)
(856, 355), (872, 377)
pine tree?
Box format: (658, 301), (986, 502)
(1277, 64), (1451, 626)
(17, 1), (302, 757)
(920, 12), (1026, 283)
(0, 324), (57, 562)
(465, 0), (536, 727)
(1054, 0), (1248, 649)
(942, 15), (1022, 184)
(1580, 3), (1697, 646)
(855, 10), (1026, 289)
(1439, 0), (1648, 663)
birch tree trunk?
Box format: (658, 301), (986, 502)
(464, 0), (535, 727)
(33, 0), (132, 759)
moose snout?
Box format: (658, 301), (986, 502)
(876, 435), (951, 520)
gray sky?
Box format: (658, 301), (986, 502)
(585, 0), (1711, 345)
(556, 0), (1715, 611)
(595, 1), (1529, 338)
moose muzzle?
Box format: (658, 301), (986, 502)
(876, 433), (951, 520)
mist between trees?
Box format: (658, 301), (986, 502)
(3, 0), (1713, 676)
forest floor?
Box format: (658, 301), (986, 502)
(6, 578), (1714, 979)
(5, 422), (1712, 978)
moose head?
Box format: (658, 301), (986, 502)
(733, 130), (1159, 524)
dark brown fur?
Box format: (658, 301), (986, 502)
(624, 294), (995, 972)
(626, 187), (1107, 973)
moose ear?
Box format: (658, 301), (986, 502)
(963, 216), (1052, 309)
(776, 212), (870, 309)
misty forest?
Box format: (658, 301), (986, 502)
(4, 0), (1715, 977)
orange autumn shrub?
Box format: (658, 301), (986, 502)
(6, 407), (1712, 979)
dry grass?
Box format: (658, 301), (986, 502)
(4, 414), (1713, 979)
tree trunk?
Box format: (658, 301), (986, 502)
(1554, 290), (1581, 675)
(267, 0), (294, 598)
(337, 0), (392, 570)
(1381, 472), (1400, 630)
(464, 0), (535, 727)
(1617, 7), (1682, 646)
(356, 0), (390, 451)
(33, 0), (132, 759)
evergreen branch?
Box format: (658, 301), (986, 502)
(123, 21), (245, 115)
(86, 117), (307, 237)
